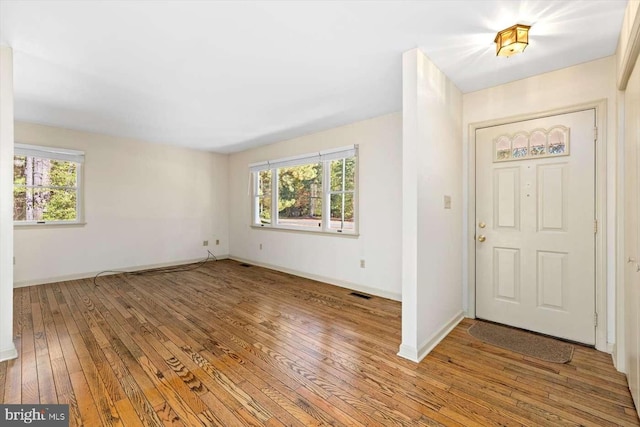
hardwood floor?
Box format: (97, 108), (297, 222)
(1, 259), (638, 426)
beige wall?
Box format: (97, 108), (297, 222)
(227, 113), (403, 300)
(14, 122), (229, 286)
(463, 56), (618, 345)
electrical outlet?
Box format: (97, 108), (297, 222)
(360, 259), (365, 268)
(259, 243), (263, 250)
(203, 240), (209, 247)
(215, 239), (220, 245)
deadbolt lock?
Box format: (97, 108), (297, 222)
(478, 221), (486, 229)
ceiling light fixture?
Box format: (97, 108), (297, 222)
(494, 24), (531, 57)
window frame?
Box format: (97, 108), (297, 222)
(250, 145), (358, 235)
(13, 143), (85, 226)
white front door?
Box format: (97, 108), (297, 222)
(475, 109), (596, 345)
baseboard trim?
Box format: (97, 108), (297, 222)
(228, 256), (402, 302)
(397, 343), (419, 362)
(398, 310), (465, 363)
(14, 254), (230, 288)
(611, 343), (622, 372)
(0, 342), (18, 362)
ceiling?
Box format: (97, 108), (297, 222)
(0, 1), (628, 153)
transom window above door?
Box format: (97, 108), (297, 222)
(494, 126), (569, 162)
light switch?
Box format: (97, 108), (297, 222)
(444, 195), (452, 209)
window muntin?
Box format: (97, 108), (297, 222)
(250, 146), (357, 234)
(13, 144), (84, 225)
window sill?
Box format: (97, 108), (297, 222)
(15, 222), (87, 229)
(250, 225), (359, 238)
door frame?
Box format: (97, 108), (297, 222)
(466, 100), (608, 352)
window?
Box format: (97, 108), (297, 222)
(14, 144), (84, 225)
(493, 126), (569, 162)
(277, 162), (323, 229)
(255, 169), (272, 225)
(250, 145), (357, 234)
(328, 157), (356, 231)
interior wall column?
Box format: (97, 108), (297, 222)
(0, 45), (17, 362)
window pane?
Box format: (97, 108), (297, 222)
(330, 192), (354, 231)
(42, 188), (78, 221)
(49, 160), (77, 187)
(13, 188), (77, 221)
(258, 170), (271, 196)
(258, 196), (271, 225)
(13, 186), (27, 220)
(530, 131), (546, 156)
(277, 163), (322, 228)
(330, 157), (356, 192)
(14, 156), (26, 185)
(548, 128), (567, 155)
(512, 134), (528, 158)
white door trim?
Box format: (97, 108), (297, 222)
(466, 99), (608, 352)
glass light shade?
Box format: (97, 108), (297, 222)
(494, 24), (531, 57)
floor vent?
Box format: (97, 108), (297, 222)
(239, 263), (252, 267)
(349, 292), (372, 300)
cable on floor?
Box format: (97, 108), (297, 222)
(93, 250), (218, 286)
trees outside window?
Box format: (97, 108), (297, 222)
(254, 170), (272, 225)
(277, 163), (322, 229)
(329, 157), (355, 231)
(14, 144), (84, 224)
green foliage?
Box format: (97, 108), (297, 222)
(255, 156), (356, 228)
(257, 171), (272, 223)
(278, 163), (322, 218)
(43, 161), (77, 220)
(13, 156), (26, 220)
(13, 156), (78, 221)
(330, 158), (355, 221)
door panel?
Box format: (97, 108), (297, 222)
(494, 167), (520, 229)
(537, 163), (568, 231)
(476, 110), (596, 344)
(494, 247), (520, 301)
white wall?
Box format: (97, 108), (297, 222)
(14, 123), (229, 286)
(463, 56), (618, 344)
(399, 48), (464, 362)
(615, 0), (640, 374)
(0, 46), (17, 361)
(227, 113), (402, 300)
(616, 0), (640, 88)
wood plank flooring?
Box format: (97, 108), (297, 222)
(1, 259), (638, 426)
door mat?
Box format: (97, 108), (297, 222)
(468, 321), (574, 363)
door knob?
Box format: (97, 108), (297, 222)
(477, 235), (486, 242)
